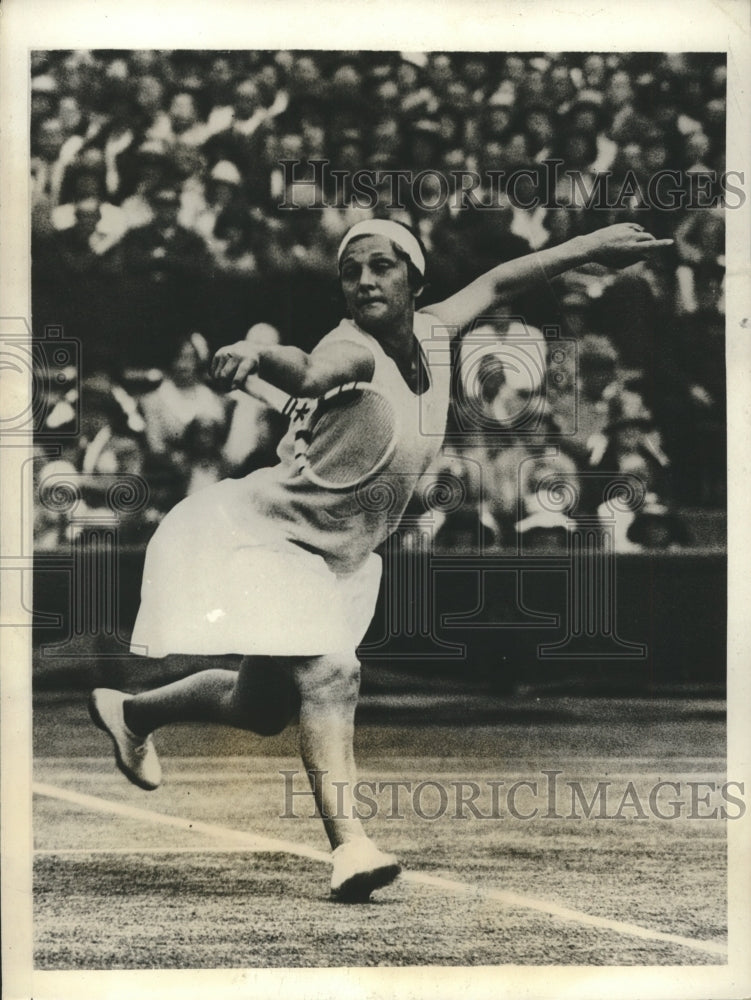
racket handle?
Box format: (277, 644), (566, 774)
(242, 374), (297, 414)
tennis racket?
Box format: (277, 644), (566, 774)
(244, 376), (399, 491)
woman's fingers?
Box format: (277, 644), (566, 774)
(212, 354), (242, 386)
(232, 358), (258, 387)
(623, 230), (661, 243)
(213, 355), (235, 381)
(210, 350), (232, 379)
(210, 347), (260, 390)
(639, 238), (675, 249)
(612, 225), (672, 245)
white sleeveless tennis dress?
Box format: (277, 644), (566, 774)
(130, 312), (450, 658)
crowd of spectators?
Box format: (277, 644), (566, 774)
(31, 49), (727, 552)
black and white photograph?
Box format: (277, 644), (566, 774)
(1, 1), (750, 998)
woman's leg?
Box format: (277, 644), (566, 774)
(91, 656), (300, 791)
(122, 656), (300, 738)
(116, 650), (370, 846)
(292, 653), (366, 849)
(129, 651), (371, 848)
(93, 649), (399, 897)
(292, 652), (400, 899)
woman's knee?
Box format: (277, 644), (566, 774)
(295, 654), (361, 706)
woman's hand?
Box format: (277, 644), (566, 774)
(578, 223), (674, 269)
(210, 342), (261, 390)
(426, 221), (675, 332)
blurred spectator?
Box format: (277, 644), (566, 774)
(451, 323), (569, 544)
(78, 376), (147, 480)
(592, 268), (664, 372)
(116, 186), (214, 366)
(189, 159), (246, 242)
(606, 67), (639, 143)
(33, 195), (125, 373)
(203, 55), (235, 119)
(300, 112), (328, 161)
(203, 78), (275, 204)
(426, 53), (455, 99)
(140, 333), (228, 456)
(328, 62), (367, 116)
(556, 287), (595, 340)
(135, 74), (168, 132)
(140, 334), (229, 508)
(523, 106), (556, 162)
(31, 118), (72, 230)
(624, 494), (689, 550)
(52, 189), (128, 257)
(673, 204), (724, 314)
(592, 386), (670, 497)
(183, 417), (230, 495)
(150, 91), (209, 147)
(584, 376), (680, 544)
(563, 89), (618, 172)
(53, 198), (109, 273)
(118, 140), (178, 229)
(429, 199), (533, 300)
(206, 77), (265, 138)
(210, 206), (258, 275)
(287, 55), (327, 104)
(459, 54), (492, 106)
(555, 333), (619, 468)
(35, 374), (154, 547)
(31, 73), (59, 129)
(506, 167), (550, 250)
(515, 450), (580, 553)
(223, 324), (288, 475)
(58, 148), (110, 208)
(414, 448), (500, 553)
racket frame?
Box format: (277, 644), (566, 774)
(285, 381), (399, 491)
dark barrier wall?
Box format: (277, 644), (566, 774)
(33, 545), (726, 695)
(364, 549), (727, 693)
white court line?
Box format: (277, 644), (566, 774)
(34, 781), (728, 960)
(33, 781), (329, 862)
(402, 872), (728, 958)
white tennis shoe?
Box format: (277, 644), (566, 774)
(330, 838), (401, 902)
(89, 688), (162, 791)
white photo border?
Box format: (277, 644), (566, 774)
(2, 1), (749, 998)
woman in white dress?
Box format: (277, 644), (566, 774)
(90, 218), (671, 900)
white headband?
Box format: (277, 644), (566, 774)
(337, 220), (426, 277)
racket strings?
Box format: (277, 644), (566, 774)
(301, 391), (397, 488)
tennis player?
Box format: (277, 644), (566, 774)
(90, 218), (672, 900)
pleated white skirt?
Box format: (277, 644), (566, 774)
(130, 478), (382, 659)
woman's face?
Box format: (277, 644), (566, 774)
(339, 235), (415, 337)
